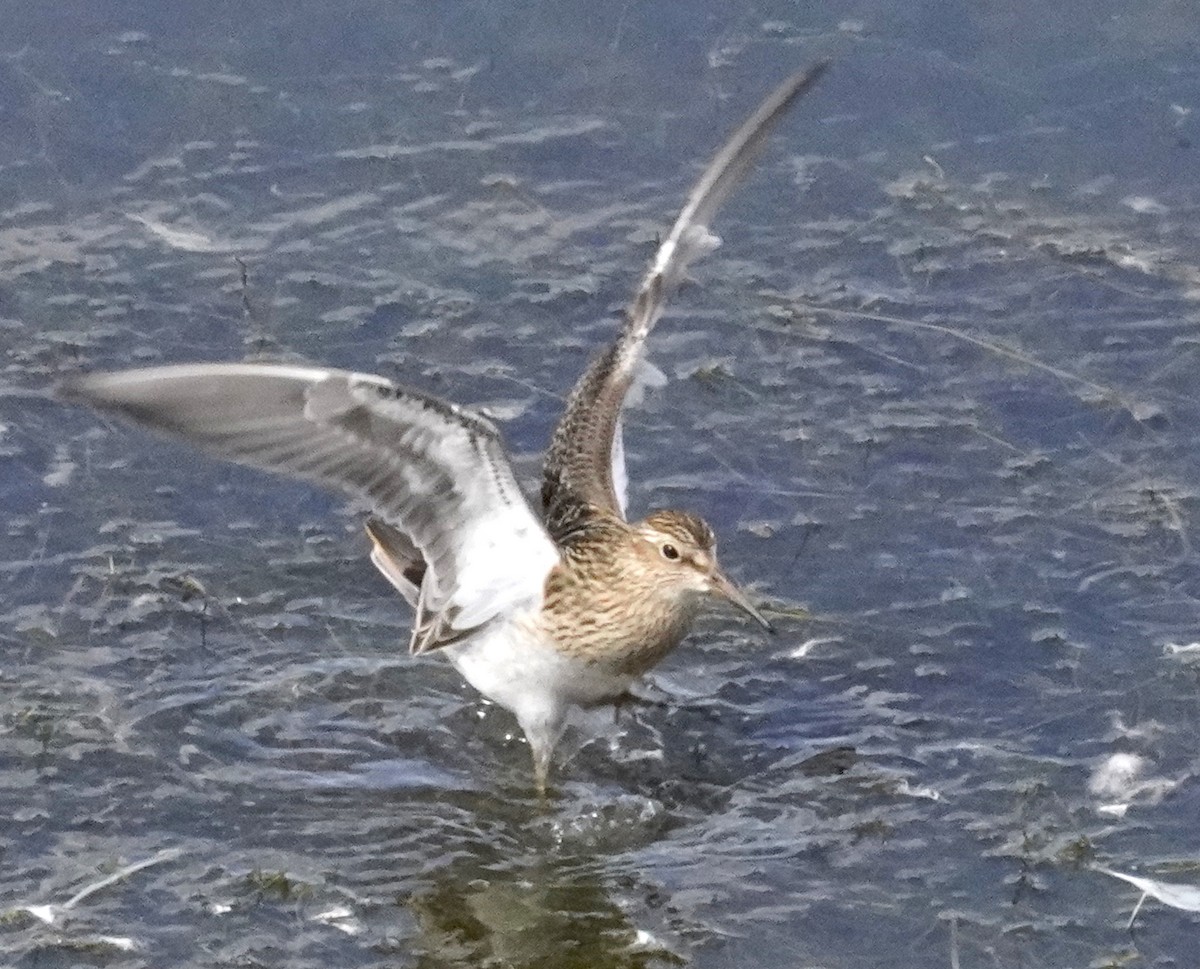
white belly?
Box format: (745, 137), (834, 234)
(443, 614), (632, 744)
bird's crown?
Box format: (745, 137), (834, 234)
(638, 509), (716, 552)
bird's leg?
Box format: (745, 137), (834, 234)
(520, 708), (564, 800)
(531, 742), (552, 800)
(612, 690), (639, 725)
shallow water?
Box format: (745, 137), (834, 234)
(3, 2), (1200, 966)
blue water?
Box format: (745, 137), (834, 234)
(2, 2), (1199, 966)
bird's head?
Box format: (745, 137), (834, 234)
(632, 509), (772, 632)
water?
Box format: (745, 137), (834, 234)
(2, 2), (1200, 965)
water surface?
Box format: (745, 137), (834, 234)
(2, 2), (1200, 966)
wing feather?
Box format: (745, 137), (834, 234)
(60, 362), (559, 651)
(541, 61), (829, 534)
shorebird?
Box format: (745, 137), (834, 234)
(60, 62), (828, 793)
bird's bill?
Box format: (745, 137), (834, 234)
(710, 569), (774, 633)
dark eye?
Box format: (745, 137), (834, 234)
(661, 543), (680, 561)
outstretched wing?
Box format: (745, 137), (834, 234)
(541, 62), (829, 535)
(60, 363), (559, 652)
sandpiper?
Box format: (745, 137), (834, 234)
(60, 62), (828, 793)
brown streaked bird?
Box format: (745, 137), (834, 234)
(59, 62), (828, 794)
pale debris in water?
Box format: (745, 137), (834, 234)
(96, 936), (137, 952)
(1088, 753), (1176, 816)
(894, 778), (941, 801)
(11, 848), (181, 925)
(42, 444), (76, 487)
(313, 905), (363, 936)
(1097, 867), (1200, 929)
(627, 926), (682, 961)
(789, 636), (841, 658)
(126, 214), (227, 252)
(1088, 753), (1146, 797)
(1120, 195), (1170, 215)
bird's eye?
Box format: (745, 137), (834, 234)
(661, 543), (680, 561)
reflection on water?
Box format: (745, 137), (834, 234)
(3, 1), (1200, 966)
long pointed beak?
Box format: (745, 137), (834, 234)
(710, 568), (774, 634)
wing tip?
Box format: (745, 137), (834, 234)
(55, 370), (132, 412)
(763, 58), (832, 126)
(802, 57), (834, 82)
(55, 374), (88, 405)
(788, 58), (833, 92)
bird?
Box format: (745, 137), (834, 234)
(59, 62), (829, 794)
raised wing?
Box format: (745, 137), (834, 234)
(60, 363), (560, 652)
(541, 62), (829, 536)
